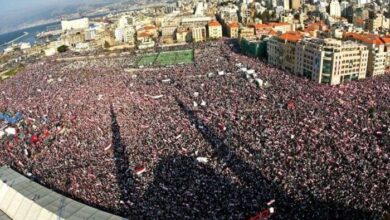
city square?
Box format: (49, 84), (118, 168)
(0, 40), (389, 219)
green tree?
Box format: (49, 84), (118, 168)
(104, 41), (110, 49)
(57, 45), (69, 53)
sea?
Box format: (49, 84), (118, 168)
(0, 13), (110, 52)
(0, 22), (60, 52)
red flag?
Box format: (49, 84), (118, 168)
(43, 129), (50, 138)
(31, 135), (39, 144)
(286, 100), (295, 110)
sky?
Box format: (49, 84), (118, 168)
(0, 0), (87, 14)
(0, 0), (115, 33)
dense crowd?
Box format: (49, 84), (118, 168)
(0, 39), (389, 220)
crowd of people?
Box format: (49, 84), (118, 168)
(0, 39), (388, 219)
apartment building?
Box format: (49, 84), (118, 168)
(296, 38), (368, 85)
(268, 34), (369, 85)
(267, 32), (303, 72)
(114, 26), (135, 44)
(208, 20), (223, 39)
(192, 26), (207, 42)
(61, 18), (89, 32)
(176, 27), (192, 43)
(268, 22), (292, 33)
(239, 26), (255, 39)
(161, 25), (178, 37)
(329, 0), (341, 18)
(227, 22), (239, 38)
(344, 33), (387, 77)
(367, 13), (390, 32)
(291, 0), (301, 9)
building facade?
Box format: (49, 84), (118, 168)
(267, 32), (302, 73)
(367, 14), (390, 32)
(161, 25), (178, 37)
(192, 26), (207, 42)
(268, 34), (369, 85)
(344, 32), (387, 77)
(296, 38), (368, 85)
(61, 18), (89, 32)
(239, 26), (255, 39)
(227, 22), (239, 38)
(208, 20), (223, 39)
(176, 27), (192, 43)
(291, 0), (301, 9)
(330, 0), (341, 17)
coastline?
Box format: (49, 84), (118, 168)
(0, 32), (29, 46)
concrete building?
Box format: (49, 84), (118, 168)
(115, 27), (124, 42)
(290, 0), (301, 9)
(268, 33), (369, 85)
(192, 26), (207, 42)
(352, 8), (369, 28)
(61, 18), (89, 32)
(239, 26), (255, 39)
(352, 0), (370, 6)
(161, 25), (178, 37)
(316, 1), (327, 13)
(84, 23), (104, 41)
(217, 4), (239, 25)
(239, 4), (253, 25)
(141, 25), (158, 38)
(344, 32), (387, 77)
(115, 26), (135, 44)
(208, 20), (223, 39)
(267, 32), (303, 73)
(329, 0), (341, 17)
(118, 16), (129, 28)
(268, 22), (292, 33)
(278, 0), (290, 10)
(85, 29), (97, 41)
(253, 24), (277, 37)
(61, 30), (86, 47)
(240, 37), (269, 58)
(176, 27), (192, 43)
(181, 16), (213, 27)
(96, 30), (115, 49)
(340, 1), (349, 17)
(227, 22), (240, 38)
(137, 31), (155, 49)
(295, 38), (368, 84)
(367, 13), (390, 32)
(195, 2), (207, 16)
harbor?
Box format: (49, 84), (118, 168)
(0, 32), (28, 47)
(0, 22), (60, 52)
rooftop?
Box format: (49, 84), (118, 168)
(143, 25), (156, 31)
(268, 22), (290, 27)
(305, 21), (327, 32)
(227, 22), (239, 28)
(278, 31), (303, 42)
(253, 23), (271, 29)
(344, 32), (390, 45)
(138, 31), (152, 38)
(208, 20), (221, 27)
